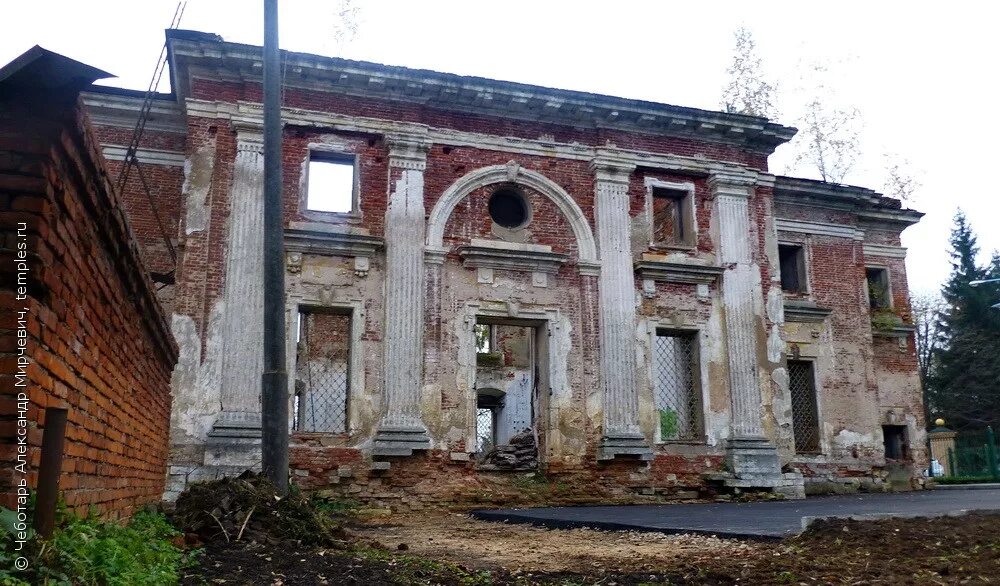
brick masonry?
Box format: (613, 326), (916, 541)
(0, 79), (178, 518)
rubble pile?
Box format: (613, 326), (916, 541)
(172, 471), (347, 546)
(481, 429), (538, 470)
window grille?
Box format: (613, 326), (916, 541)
(788, 359), (820, 453)
(476, 408), (496, 453)
(652, 330), (701, 441)
(294, 312), (350, 433)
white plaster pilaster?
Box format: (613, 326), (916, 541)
(710, 173), (765, 439)
(374, 135), (433, 454)
(592, 158), (651, 459)
(215, 130), (265, 431)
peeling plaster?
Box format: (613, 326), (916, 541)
(181, 139), (216, 235)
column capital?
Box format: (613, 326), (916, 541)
(590, 156), (636, 184)
(708, 171), (756, 197)
(386, 133), (431, 171)
(233, 121), (264, 149)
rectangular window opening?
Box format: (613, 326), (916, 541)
(866, 267), (891, 310)
(293, 309), (351, 433)
(306, 153), (355, 213)
(788, 359), (820, 453)
(778, 244), (807, 294)
(652, 187), (694, 247)
(652, 329), (702, 441)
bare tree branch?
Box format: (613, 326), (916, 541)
(720, 27), (778, 119)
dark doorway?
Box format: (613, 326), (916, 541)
(883, 425), (909, 460)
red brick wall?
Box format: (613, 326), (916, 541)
(0, 92), (178, 518)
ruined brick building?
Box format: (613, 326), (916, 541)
(82, 30), (926, 505)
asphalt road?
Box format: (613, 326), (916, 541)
(471, 488), (1000, 539)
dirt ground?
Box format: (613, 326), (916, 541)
(184, 511), (1000, 585)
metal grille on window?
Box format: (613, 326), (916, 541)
(293, 312), (349, 433)
(788, 360), (820, 453)
(653, 331), (700, 441)
(476, 408), (495, 453)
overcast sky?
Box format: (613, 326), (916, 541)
(4, 1), (998, 294)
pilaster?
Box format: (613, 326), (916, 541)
(709, 172), (781, 485)
(592, 158), (652, 461)
(373, 135), (433, 456)
(210, 129), (266, 441)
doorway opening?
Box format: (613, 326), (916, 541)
(473, 320), (541, 470)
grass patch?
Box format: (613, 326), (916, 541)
(1, 509), (193, 586)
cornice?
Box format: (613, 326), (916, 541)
(283, 223), (383, 257)
(775, 218), (864, 241)
(165, 31), (796, 154)
(783, 301), (833, 323)
(863, 243), (908, 259)
(457, 240), (568, 275)
(634, 257), (724, 284)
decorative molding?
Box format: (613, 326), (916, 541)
(863, 243), (908, 259)
(634, 257), (723, 285)
(783, 301), (832, 323)
(283, 223), (383, 259)
(386, 133), (431, 170)
(708, 171), (756, 198)
(775, 218), (864, 241)
(426, 164), (599, 266)
(457, 239), (568, 275)
(589, 156), (635, 184)
(100, 145), (185, 166)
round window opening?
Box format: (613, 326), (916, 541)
(488, 187), (529, 229)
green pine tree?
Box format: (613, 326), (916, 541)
(930, 211), (1000, 429)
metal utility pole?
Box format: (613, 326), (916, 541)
(261, 0), (289, 495)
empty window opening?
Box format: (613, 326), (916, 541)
(488, 186), (529, 229)
(883, 425), (909, 460)
(293, 310), (350, 433)
(788, 360), (820, 453)
(651, 186), (694, 247)
(866, 267), (891, 310)
(474, 322), (538, 469)
(653, 330), (702, 441)
(778, 244), (807, 294)
(306, 153), (355, 213)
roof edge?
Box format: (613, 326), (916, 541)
(165, 30), (798, 154)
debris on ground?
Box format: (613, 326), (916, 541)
(479, 428), (538, 470)
(172, 471), (347, 547)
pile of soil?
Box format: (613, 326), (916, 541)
(172, 471), (346, 547)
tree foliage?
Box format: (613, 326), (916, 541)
(911, 291), (944, 405)
(929, 212), (1000, 429)
(720, 27), (778, 119)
